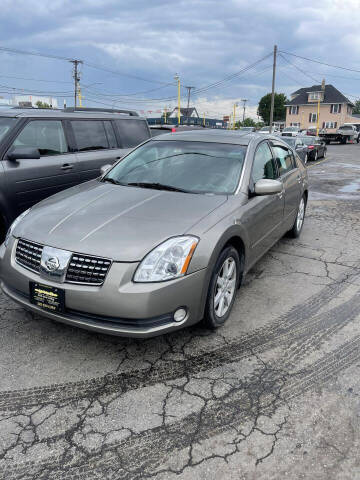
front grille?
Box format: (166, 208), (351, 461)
(65, 254), (112, 285)
(15, 239), (43, 273)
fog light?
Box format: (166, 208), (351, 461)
(174, 308), (187, 322)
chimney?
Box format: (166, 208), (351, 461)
(321, 79), (325, 91)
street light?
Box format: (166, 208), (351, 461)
(233, 102), (239, 130)
(174, 74), (181, 126)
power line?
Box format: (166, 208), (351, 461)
(278, 53), (321, 84)
(280, 50), (360, 75)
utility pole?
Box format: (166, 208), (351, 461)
(269, 45), (277, 134)
(174, 74), (181, 126)
(241, 98), (248, 122)
(316, 97), (320, 135)
(70, 59), (83, 108)
(185, 86), (195, 124)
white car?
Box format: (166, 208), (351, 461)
(281, 127), (300, 137)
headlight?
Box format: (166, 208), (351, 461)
(134, 236), (198, 282)
(4, 209), (31, 247)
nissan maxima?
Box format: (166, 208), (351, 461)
(0, 131), (308, 338)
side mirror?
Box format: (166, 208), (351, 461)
(100, 164), (112, 175)
(254, 179), (283, 195)
(7, 147), (40, 161)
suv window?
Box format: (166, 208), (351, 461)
(115, 119), (149, 148)
(72, 120), (109, 151)
(252, 142), (277, 183)
(103, 121), (118, 148)
(273, 145), (295, 175)
(12, 120), (68, 156)
(0, 117), (18, 143)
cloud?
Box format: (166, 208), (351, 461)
(0, 0), (359, 116)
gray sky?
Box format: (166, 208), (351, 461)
(0, 0), (359, 118)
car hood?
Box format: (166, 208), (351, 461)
(15, 180), (227, 261)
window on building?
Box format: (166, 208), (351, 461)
(72, 120), (109, 151)
(347, 105), (353, 115)
(309, 92), (322, 101)
(309, 113), (317, 123)
(12, 120), (68, 156)
(289, 106), (299, 115)
(115, 119), (150, 148)
(330, 104), (341, 114)
(322, 122), (337, 129)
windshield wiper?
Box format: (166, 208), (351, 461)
(102, 177), (123, 185)
(126, 182), (193, 193)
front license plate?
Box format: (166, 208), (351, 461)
(29, 282), (65, 314)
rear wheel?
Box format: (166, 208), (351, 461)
(203, 246), (241, 329)
(288, 195), (306, 238)
(304, 153), (308, 164)
(313, 150), (318, 161)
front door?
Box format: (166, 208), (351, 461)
(242, 141), (284, 265)
(271, 142), (302, 225)
(2, 119), (80, 217)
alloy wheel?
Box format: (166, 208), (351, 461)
(296, 197), (305, 232)
(214, 257), (237, 318)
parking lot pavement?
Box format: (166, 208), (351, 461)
(0, 143), (359, 480)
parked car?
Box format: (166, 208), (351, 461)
(299, 136), (327, 161)
(239, 126), (256, 133)
(281, 126), (300, 137)
(0, 131), (308, 338)
(150, 124), (205, 137)
(319, 124), (359, 144)
(306, 127), (317, 136)
(258, 126), (279, 134)
(0, 107), (151, 240)
(281, 136), (309, 163)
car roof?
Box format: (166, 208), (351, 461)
(0, 108), (147, 120)
(148, 129), (278, 145)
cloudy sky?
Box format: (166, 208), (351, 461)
(0, 0), (359, 118)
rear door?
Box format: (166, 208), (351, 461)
(71, 119), (125, 183)
(2, 119), (80, 216)
(271, 142), (301, 224)
(241, 141), (284, 263)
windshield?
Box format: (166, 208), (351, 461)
(259, 127), (269, 131)
(284, 127), (297, 132)
(104, 140), (247, 195)
(0, 117), (17, 142)
(282, 137), (296, 146)
(338, 125), (351, 130)
(301, 137), (316, 145)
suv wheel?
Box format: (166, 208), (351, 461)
(203, 246), (241, 329)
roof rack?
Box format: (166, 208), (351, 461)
(63, 107), (139, 116)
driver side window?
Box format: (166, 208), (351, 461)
(252, 142), (277, 184)
(10, 120), (68, 156)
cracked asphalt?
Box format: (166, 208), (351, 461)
(1, 143), (360, 479)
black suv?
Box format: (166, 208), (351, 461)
(0, 107), (150, 239)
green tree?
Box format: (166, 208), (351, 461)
(258, 93), (287, 124)
(352, 99), (360, 114)
(36, 101), (51, 109)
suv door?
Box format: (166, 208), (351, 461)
(2, 119), (80, 216)
(71, 119), (126, 183)
(271, 142), (302, 224)
(242, 141), (284, 264)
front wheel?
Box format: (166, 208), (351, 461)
(203, 246), (241, 329)
(288, 195), (306, 238)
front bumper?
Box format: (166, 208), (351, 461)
(0, 238), (207, 338)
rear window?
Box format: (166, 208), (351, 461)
(0, 117), (18, 143)
(116, 119), (150, 148)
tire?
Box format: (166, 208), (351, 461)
(313, 150), (318, 161)
(203, 246), (241, 329)
(304, 153), (308, 164)
(288, 195), (306, 238)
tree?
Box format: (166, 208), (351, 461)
(352, 99), (360, 115)
(242, 117), (256, 127)
(258, 93), (287, 124)
(36, 101), (51, 109)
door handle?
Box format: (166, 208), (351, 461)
(61, 163), (74, 170)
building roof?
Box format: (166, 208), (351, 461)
(286, 84), (352, 106)
(171, 107), (199, 117)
